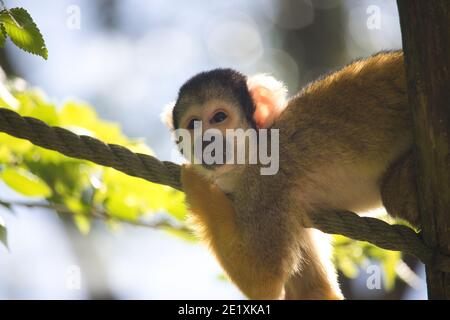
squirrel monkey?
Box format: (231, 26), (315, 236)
(163, 51), (419, 299)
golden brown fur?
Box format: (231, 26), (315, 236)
(177, 51), (419, 299)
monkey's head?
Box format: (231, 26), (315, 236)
(162, 68), (287, 180)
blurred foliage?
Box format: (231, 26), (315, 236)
(333, 233), (401, 290)
(0, 6), (47, 59)
(0, 78), (188, 240)
(0, 76), (410, 290)
(0, 214), (7, 248)
(333, 214), (417, 291)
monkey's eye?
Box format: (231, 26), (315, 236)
(211, 111), (228, 124)
(187, 118), (200, 130)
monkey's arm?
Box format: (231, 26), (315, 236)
(181, 165), (343, 300)
(284, 250), (343, 300)
(181, 164), (286, 299)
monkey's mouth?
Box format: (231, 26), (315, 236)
(201, 163), (223, 170)
(200, 149), (231, 169)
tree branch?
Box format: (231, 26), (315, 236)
(0, 198), (192, 232)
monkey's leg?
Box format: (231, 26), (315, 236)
(380, 151), (420, 228)
(284, 229), (343, 300)
(181, 165), (287, 299)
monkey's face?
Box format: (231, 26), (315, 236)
(164, 68), (287, 182)
(175, 99), (252, 177)
(178, 99), (246, 135)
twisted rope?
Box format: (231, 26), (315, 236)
(0, 108), (182, 191)
(309, 212), (434, 265)
(0, 107), (448, 270)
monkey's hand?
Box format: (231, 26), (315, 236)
(181, 164), (286, 299)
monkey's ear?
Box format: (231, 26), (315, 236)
(247, 74), (288, 128)
(160, 101), (176, 131)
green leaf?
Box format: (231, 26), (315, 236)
(105, 195), (140, 221)
(381, 251), (401, 291)
(60, 102), (128, 144)
(73, 214), (91, 235)
(0, 8), (48, 59)
(337, 256), (360, 278)
(163, 226), (197, 242)
(0, 23), (6, 47)
(1, 167), (52, 197)
(216, 274), (228, 282)
(0, 216), (8, 249)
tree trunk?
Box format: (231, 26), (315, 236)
(397, 0), (450, 299)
